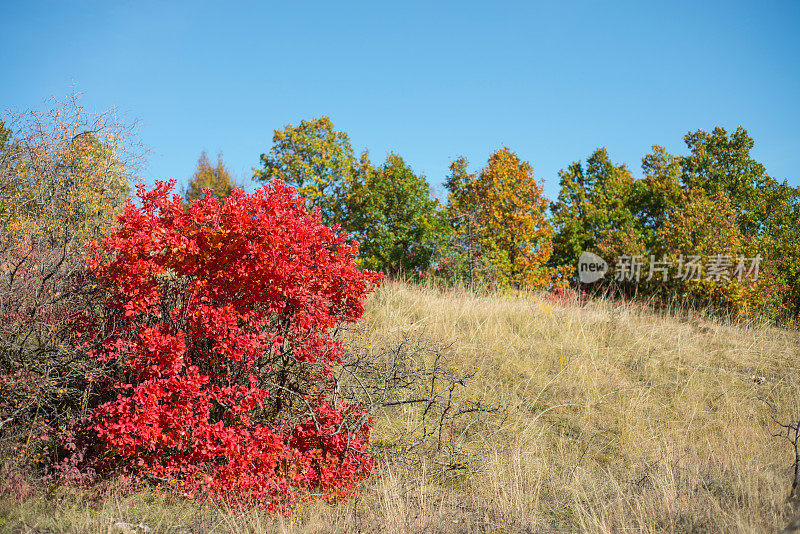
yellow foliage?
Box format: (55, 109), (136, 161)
(1, 94), (140, 248)
(185, 150), (237, 202)
(447, 147), (555, 288)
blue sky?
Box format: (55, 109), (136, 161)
(2, 1), (798, 201)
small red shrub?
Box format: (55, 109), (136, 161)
(543, 286), (589, 307)
(80, 180), (382, 509)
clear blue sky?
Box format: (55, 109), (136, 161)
(2, 0), (798, 201)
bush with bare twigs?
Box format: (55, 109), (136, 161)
(0, 94), (143, 468)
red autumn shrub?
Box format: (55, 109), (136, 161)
(543, 286), (589, 307)
(80, 179), (382, 509)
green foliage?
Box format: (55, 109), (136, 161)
(552, 131), (799, 323)
(252, 117), (447, 275)
(185, 150), (237, 202)
(636, 145), (684, 244)
(343, 153), (448, 275)
(653, 189), (743, 310)
(550, 148), (643, 269)
(680, 126), (772, 236)
(753, 181), (800, 318)
(640, 128), (800, 321)
(657, 190), (742, 261)
(254, 116), (357, 224)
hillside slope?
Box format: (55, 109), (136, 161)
(348, 281), (800, 533)
(2, 281), (799, 533)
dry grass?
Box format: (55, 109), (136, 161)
(2, 280), (799, 533)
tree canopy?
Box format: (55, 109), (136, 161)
(254, 116), (356, 224)
(446, 147), (554, 288)
(185, 150), (237, 202)
(343, 153), (447, 275)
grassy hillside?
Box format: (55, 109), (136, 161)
(3, 281), (799, 533)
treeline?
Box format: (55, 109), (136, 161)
(191, 117), (799, 324)
(1, 97), (796, 326)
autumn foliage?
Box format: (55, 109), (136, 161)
(80, 180), (382, 508)
(0, 96), (139, 465)
(184, 150), (237, 202)
(445, 148), (555, 288)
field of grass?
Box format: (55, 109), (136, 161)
(2, 280), (799, 533)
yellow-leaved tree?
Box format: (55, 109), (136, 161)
(446, 147), (555, 288)
(1, 93), (141, 247)
(185, 150), (238, 202)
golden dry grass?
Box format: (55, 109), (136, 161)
(2, 280), (799, 533)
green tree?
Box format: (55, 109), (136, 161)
(648, 188), (786, 320)
(185, 150), (237, 202)
(254, 116), (356, 224)
(550, 148), (643, 269)
(654, 189), (742, 305)
(754, 182), (800, 319)
(343, 153), (447, 275)
(636, 145), (683, 242)
(680, 126), (775, 236)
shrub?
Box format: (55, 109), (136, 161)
(543, 286), (589, 307)
(79, 180), (382, 510)
(0, 234), (101, 465)
(0, 96), (139, 463)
